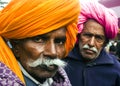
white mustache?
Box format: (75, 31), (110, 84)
(27, 57), (67, 68)
(82, 44), (98, 53)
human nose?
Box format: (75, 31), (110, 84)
(44, 41), (57, 59)
(88, 36), (95, 47)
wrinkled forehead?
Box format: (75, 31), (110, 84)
(81, 19), (105, 37)
(84, 19), (102, 27)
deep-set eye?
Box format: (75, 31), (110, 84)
(95, 35), (105, 43)
(55, 38), (66, 45)
(32, 36), (45, 43)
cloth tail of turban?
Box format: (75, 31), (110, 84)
(0, 0), (80, 84)
(77, 1), (118, 39)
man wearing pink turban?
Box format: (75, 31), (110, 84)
(63, 1), (120, 86)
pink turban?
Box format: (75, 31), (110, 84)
(78, 1), (118, 39)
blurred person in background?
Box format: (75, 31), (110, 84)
(116, 41), (120, 61)
(109, 42), (117, 56)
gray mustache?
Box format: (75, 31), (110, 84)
(27, 58), (67, 68)
(82, 44), (98, 53)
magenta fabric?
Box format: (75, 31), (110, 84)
(52, 67), (71, 86)
(78, 1), (118, 39)
(0, 62), (24, 86)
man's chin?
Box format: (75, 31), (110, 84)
(38, 69), (58, 80)
(31, 70), (57, 83)
(82, 54), (97, 61)
(30, 67), (58, 82)
(36, 64), (58, 72)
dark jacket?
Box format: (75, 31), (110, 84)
(63, 45), (120, 86)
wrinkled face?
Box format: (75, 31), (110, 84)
(13, 27), (67, 81)
(79, 19), (105, 61)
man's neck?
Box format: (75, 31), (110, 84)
(30, 75), (46, 84)
(18, 62), (41, 84)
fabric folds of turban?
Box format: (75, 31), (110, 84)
(0, 0), (80, 83)
(78, 1), (118, 39)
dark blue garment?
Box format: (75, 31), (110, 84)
(63, 45), (120, 86)
(23, 75), (37, 86)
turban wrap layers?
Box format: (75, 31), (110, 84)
(78, 1), (118, 39)
(0, 0), (80, 83)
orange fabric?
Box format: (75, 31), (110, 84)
(0, 0), (80, 83)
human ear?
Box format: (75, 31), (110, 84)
(10, 40), (21, 60)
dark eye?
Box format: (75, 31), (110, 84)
(32, 36), (45, 43)
(55, 37), (66, 45)
(95, 35), (105, 43)
(82, 33), (92, 38)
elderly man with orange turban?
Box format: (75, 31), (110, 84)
(0, 0), (80, 85)
(63, 1), (120, 86)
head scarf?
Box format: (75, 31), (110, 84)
(0, 0), (80, 83)
(78, 1), (118, 39)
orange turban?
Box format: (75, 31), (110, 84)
(0, 0), (80, 83)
